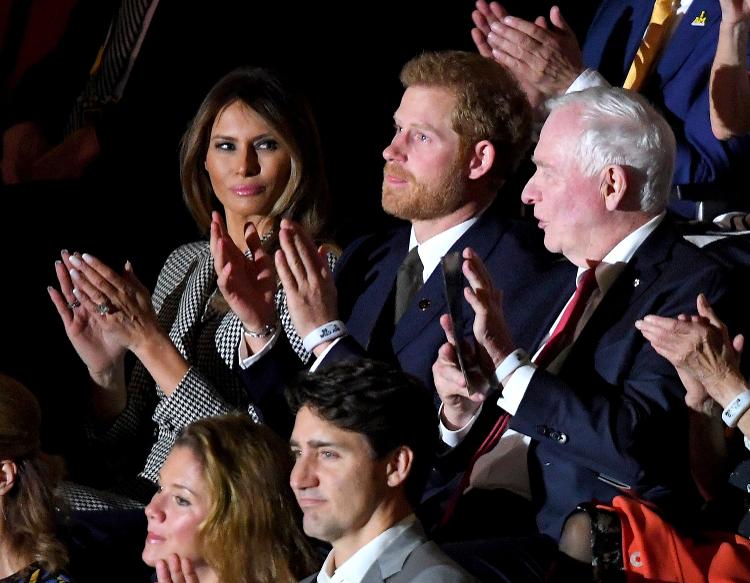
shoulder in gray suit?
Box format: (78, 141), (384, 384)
(300, 521), (475, 583)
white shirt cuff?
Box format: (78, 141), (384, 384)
(496, 364), (536, 416)
(308, 337), (344, 372)
(745, 435), (750, 452)
(566, 68), (610, 94)
(237, 327), (281, 369)
(439, 402), (483, 447)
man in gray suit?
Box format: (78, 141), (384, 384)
(288, 360), (475, 583)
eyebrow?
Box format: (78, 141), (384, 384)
(210, 133), (275, 142)
(289, 439), (344, 450)
(393, 117), (441, 136)
(158, 477), (196, 496)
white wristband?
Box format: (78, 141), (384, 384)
(303, 320), (347, 353)
(494, 348), (530, 384)
(722, 390), (750, 428)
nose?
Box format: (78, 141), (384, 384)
(144, 491), (165, 522)
(237, 147), (260, 177)
(383, 132), (406, 162)
(290, 454), (317, 491)
(521, 179), (540, 206)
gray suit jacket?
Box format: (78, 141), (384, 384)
(300, 521), (476, 583)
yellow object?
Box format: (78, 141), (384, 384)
(692, 10), (707, 26)
(623, 0), (676, 91)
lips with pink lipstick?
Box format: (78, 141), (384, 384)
(232, 184), (266, 196)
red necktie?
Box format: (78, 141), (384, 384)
(439, 269), (599, 529)
(533, 268), (599, 369)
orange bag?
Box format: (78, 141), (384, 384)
(597, 496), (750, 582)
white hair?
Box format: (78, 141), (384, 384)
(546, 87), (676, 214)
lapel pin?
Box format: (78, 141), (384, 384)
(691, 10), (707, 26)
(418, 298), (431, 311)
(633, 278), (640, 288)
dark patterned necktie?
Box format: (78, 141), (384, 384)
(394, 246), (423, 323)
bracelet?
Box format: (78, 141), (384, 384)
(303, 320), (347, 353)
(722, 390), (750, 428)
(242, 321), (278, 339)
(494, 348), (530, 384)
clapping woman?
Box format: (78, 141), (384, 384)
(48, 67), (332, 510)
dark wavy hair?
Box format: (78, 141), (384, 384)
(180, 66), (330, 250)
(286, 359), (438, 506)
(0, 374), (67, 572)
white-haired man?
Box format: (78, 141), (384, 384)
(433, 87), (732, 580)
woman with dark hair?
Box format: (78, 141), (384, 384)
(142, 414), (318, 583)
(0, 374), (72, 582)
(48, 67), (334, 510)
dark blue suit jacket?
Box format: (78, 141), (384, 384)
(320, 209), (561, 396)
(582, 0), (750, 191)
(237, 209), (562, 429)
(507, 218), (730, 539)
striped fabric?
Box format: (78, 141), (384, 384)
(67, 0), (158, 133)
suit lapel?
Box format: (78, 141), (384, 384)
(361, 522), (427, 582)
(347, 229), (410, 348)
(654, 0), (717, 87)
(567, 219), (675, 361)
(583, 0), (651, 83)
(168, 248), (216, 363)
(391, 212), (509, 353)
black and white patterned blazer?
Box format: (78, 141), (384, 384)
(77, 241), (319, 507)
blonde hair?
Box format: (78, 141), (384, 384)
(0, 374), (67, 572)
(400, 51), (532, 189)
(180, 67), (330, 250)
(175, 414), (318, 583)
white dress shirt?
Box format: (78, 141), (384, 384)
(440, 213), (666, 493)
(309, 215), (480, 371)
(317, 515), (417, 583)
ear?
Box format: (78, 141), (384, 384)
(467, 140), (495, 181)
(204, 159), (208, 171)
(0, 460), (17, 496)
(385, 446), (414, 488)
(601, 164), (628, 211)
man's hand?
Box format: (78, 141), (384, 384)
(29, 126), (100, 181)
(462, 247), (515, 370)
(275, 219), (337, 355)
(636, 294), (746, 409)
(433, 315), (490, 430)
(1, 122), (50, 184)
(471, 2), (584, 108)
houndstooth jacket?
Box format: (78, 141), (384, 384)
(71, 241), (320, 509)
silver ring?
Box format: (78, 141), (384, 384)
(97, 303), (111, 315)
(67, 299), (81, 309)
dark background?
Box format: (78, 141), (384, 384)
(0, 0), (599, 470)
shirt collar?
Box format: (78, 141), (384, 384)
(317, 515), (417, 583)
(576, 212), (665, 292)
(408, 215), (480, 283)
